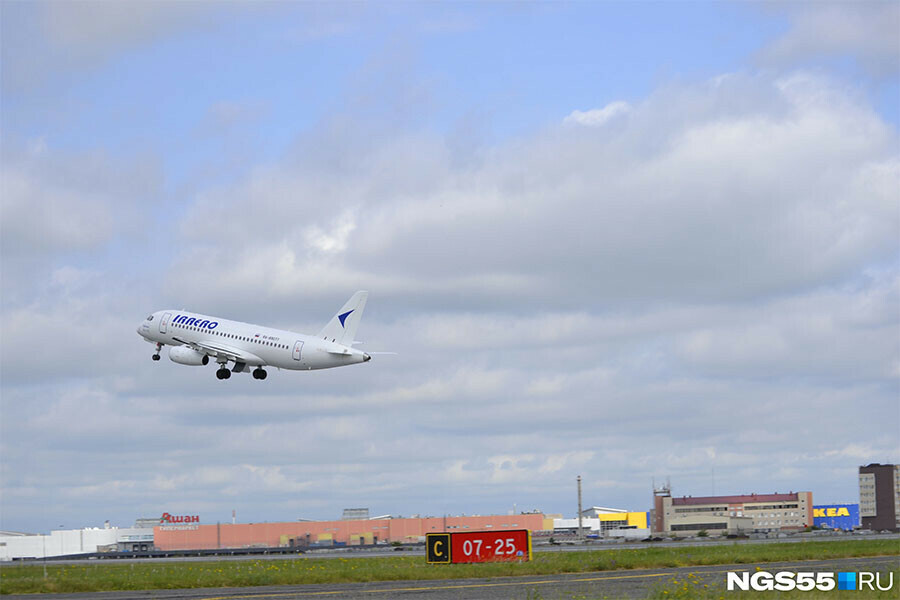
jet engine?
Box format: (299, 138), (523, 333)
(169, 346), (210, 366)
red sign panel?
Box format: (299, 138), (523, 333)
(448, 529), (531, 563)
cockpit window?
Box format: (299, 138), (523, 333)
(147, 315), (154, 321)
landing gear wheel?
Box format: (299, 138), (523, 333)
(152, 354), (160, 361)
(152, 343), (162, 361)
(216, 367), (231, 380)
(252, 368), (267, 380)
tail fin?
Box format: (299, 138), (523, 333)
(318, 291), (368, 346)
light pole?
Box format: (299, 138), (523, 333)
(577, 475), (583, 542)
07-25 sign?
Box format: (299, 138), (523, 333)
(427, 530), (531, 564)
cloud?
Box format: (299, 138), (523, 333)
(0, 166), (117, 255)
(564, 101), (631, 126)
(4, 1), (281, 96)
(163, 72), (897, 317)
(756, 2), (900, 80)
(0, 138), (163, 312)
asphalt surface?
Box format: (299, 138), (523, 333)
(6, 555), (898, 600)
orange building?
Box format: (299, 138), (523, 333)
(154, 514), (552, 550)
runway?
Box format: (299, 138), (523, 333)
(6, 555), (898, 600)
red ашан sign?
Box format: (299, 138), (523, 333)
(160, 512), (199, 524)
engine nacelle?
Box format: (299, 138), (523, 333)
(169, 346), (210, 366)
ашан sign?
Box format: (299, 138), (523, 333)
(160, 512), (199, 524)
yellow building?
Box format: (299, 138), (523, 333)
(581, 507), (648, 533)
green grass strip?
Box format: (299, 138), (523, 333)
(1, 539), (897, 594)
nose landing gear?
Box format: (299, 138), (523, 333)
(152, 342), (162, 361)
(252, 368), (268, 380)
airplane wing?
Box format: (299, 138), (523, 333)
(172, 337), (263, 365)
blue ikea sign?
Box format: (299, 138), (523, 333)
(813, 504), (859, 531)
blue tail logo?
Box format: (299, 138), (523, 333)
(338, 310), (354, 328)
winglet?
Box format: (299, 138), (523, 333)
(318, 291), (368, 346)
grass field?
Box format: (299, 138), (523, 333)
(1, 539), (898, 595)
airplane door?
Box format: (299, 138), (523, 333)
(160, 312), (172, 334)
(292, 341), (303, 361)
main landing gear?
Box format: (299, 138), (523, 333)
(152, 342), (162, 361)
(213, 363), (267, 381)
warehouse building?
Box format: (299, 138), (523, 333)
(579, 507), (649, 535)
(553, 508), (650, 539)
(859, 463), (900, 532)
(653, 489), (813, 536)
(813, 504), (859, 531)
(154, 513), (551, 550)
(0, 522), (154, 561)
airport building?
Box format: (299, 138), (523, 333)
(859, 463), (900, 532)
(652, 488), (813, 536)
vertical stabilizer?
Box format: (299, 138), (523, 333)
(318, 291), (368, 346)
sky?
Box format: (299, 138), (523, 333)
(1, 1), (898, 534)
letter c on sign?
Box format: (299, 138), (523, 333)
(434, 540), (443, 556)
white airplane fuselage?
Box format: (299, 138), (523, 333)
(137, 292), (371, 379)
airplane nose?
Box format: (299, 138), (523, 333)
(363, 353), (371, 362)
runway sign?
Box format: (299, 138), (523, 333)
(427, 529), (531, 564)
(426, 533), (451, 563)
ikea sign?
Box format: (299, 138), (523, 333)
(813, 504), (859, 531)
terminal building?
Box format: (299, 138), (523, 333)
(652, 485), (813, 536)
(859, 463), (900, 532)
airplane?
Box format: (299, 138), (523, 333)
(137, 291), (371, 380)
